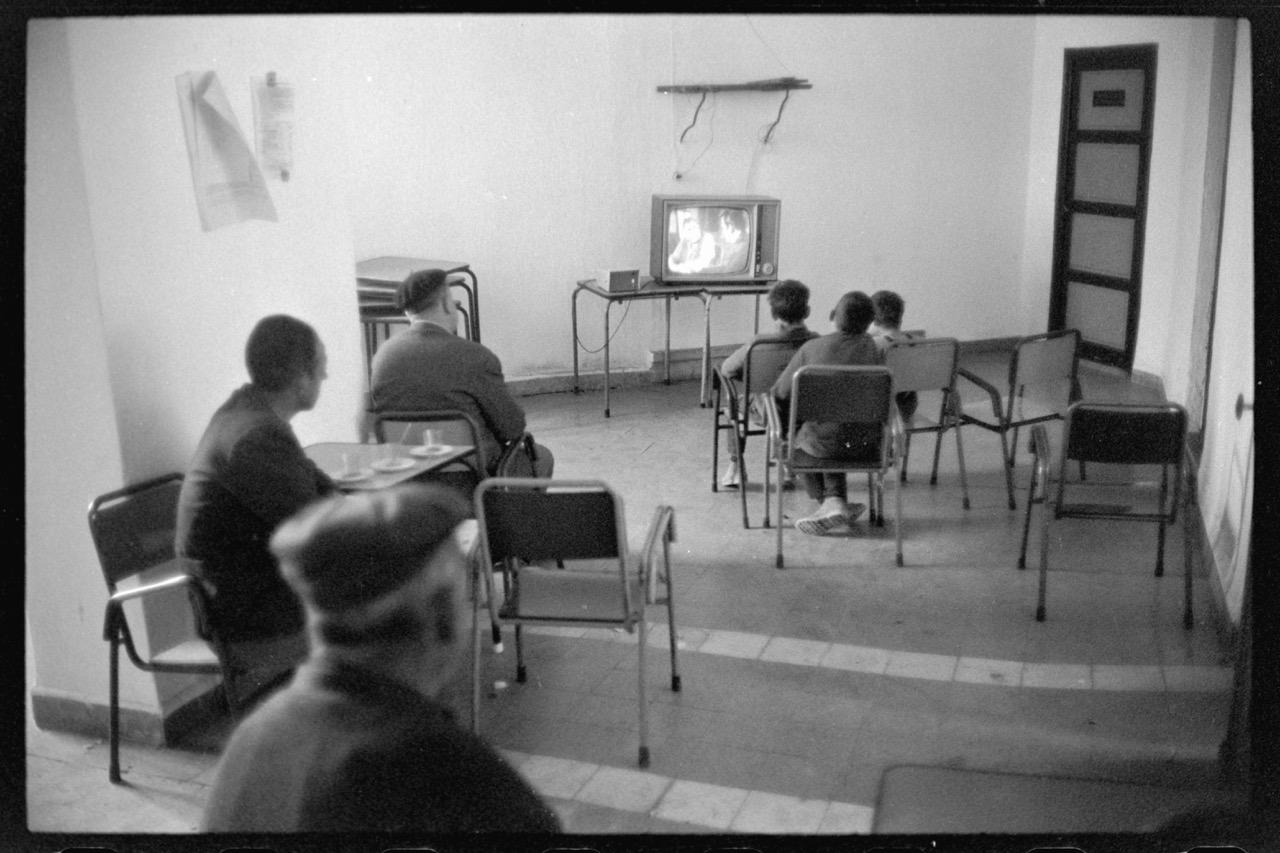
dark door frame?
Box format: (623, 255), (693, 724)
(1048, 43), (1158, 370)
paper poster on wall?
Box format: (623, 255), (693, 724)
(176, 70), (277, 231)
(252, 72), (295, 181)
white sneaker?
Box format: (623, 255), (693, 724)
(796, 509), (850, 536)
(720, 464), (741, 489)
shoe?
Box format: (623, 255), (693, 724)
(844, 503), (866, 523)
(720, 465), (741, 489)
(796, 510), (851, 536)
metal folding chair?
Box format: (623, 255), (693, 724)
(763, 365), (906, 568)
(884, 336), (970, 509)
(472, 478), (680, 767)
(1020, 402), (1192, 627)
(957, 329), (1081, 509)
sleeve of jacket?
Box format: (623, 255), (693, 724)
(471, 347), (527, 443)
(771, 345), (809, 402)
(222, 422), (332, 530)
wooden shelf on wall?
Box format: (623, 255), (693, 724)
(657, 76), (812, 95)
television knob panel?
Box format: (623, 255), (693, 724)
(759, 261), (775, 276)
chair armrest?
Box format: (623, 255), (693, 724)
(103, 572), (205, 641)
(956, 367), (1004, 421)
(640, 505), (676, 605)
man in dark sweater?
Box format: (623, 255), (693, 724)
(176, 314), (335, 706)
(202, 483), (561, 833)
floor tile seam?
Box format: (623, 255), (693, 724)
(520, 623), (1231, 694)
(504, 749), (875, 834)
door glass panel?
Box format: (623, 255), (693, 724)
(1078, 69), (1145, 131)
(1065, 281), (1128, 349)
(1074, 143), (1140, 205)
(1069, 213), (1134, 277)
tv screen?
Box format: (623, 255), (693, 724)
(664, 205), (753, 277)
(650, 195), (780, 284)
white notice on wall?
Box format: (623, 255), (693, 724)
(176, 70), (277, 232)
(252, 73), (295, 181)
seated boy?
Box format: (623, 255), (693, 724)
(771, 291), (883, 536)
(718, 279), (817, 488)
(869, 289), (918, 422)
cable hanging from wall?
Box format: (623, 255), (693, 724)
(658, 77), (812, 178)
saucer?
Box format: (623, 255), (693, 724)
(331, 468), (373, 484)
(409, 444), (451, 457)
(371, 457), (416, 473)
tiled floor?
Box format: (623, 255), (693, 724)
(26, 350), (1247, 839)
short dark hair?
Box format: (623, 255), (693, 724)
(245, 315), (320, 392)
(396, 269), (451, 315)
(871, 290), (905, 329)
(832, 291), (875, 334)
(768, 279), (810, 324)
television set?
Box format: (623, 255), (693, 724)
(650, 194), (780, 284)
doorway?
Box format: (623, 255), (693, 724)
(1048, 44), (1157, 370)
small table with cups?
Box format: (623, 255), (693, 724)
(305, 438), (475, 492)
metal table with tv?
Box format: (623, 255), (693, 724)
(571, 278), (773, 417)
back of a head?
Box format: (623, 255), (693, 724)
(396, 269), (451, 315)
(768, 279), (811, 324)
(833, 291), (875, 335)
(245, 315), (319, 392)
(871, 290), (905, 329)
(271, 484), (470, 648)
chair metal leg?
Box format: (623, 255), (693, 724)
(900, 432), (912, 483)
(711, 411), (722, 492)
(894, 470), (904, 567)
(738, 433), (751, 530)
(108, 639), (122, 784)
(1018, 461), (1039, 569)
(930, 427), (944, 486)
(998, 428), (1017, 510)
(471, 585), (482, 734)
(515, 624), (526, 683)
(1036, 490), (1052, 621)
(665, 549), (682, 692)
(954, 421), (971, 510)
(1182, 499), (1194, 629)
(761, 434), (774, 528)
(637, 617), (649, 768)
(775, 473), (786, 569)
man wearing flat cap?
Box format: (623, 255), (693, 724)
(367, 268), (554, 481)
(201, 484), (560, 833)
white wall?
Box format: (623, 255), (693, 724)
(340, 14), (1038, 375)
(1200, 22), (1253, 624)
(27, 15), (366, 718)
(1022, 17), (1220, 383)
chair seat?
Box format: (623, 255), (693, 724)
(150, 638), (221, 669)
(785, 444), (883, 470)
(499, 565), (643, 623)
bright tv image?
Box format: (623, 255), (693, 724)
(649, 195), (780, 284)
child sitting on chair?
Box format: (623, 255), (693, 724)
(771, 290), (882, 536)
(718, 279), (817, 488)
(869, 289), (919, 422)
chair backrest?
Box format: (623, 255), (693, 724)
(1011, 329), (1080, 389)
(88, 473), (184, 590)
(372, 409), (488, 471)
(1063, 402), (1187, 466)
(476, 479), (625, 563)
(884, 337), (959, 394)
(791, 365), (894, 426)
(743, 338), (808, 396)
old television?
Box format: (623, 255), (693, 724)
(650, 194), (780, 284)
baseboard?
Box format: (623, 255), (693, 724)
(509, 369), (654, 397)
(30, 683), (226, 747)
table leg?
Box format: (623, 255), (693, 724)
(664, 296), (672, 385)
(604, 301), (612, 417)
(572, 287), (582, 394)
(700, 293), (713, 407)
(754, 294), (762, 333)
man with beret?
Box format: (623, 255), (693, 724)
(202, 483), (561, 833)
(176, 314), (335, 706)
(367, 268), (554, 481)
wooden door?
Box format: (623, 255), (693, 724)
(1048, 44), (1157, 369)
